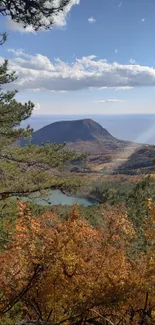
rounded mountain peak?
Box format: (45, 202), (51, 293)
(19, 118), (114, 147)
(29, 118), (111, 145)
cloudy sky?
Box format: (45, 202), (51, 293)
(1, 0), (155, 115)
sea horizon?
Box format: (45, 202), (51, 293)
(21, 114), (155, 145)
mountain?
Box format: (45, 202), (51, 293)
(31, 118), (112, 143)
(20, 118), (155, 174)
(21, 118), (129, 149)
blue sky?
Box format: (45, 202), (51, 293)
(1, 0), (155, 115)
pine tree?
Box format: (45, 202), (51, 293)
(0, 65), (79, 199)
(0, 0), (72, 30)
(0, 41), (81, 216)
(0, 59), (34, 151)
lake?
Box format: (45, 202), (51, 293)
(15, 189), (97, 207)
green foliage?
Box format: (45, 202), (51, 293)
(90, 176), (155, 224)
(46, 203), (104, 228)
(0, 59), (34, 151)
(87, 176), (155, 252)
(0, 37), (84, 226)
(127, 176), (155, 227)
(91, 179), (134, 205)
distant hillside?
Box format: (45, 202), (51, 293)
(21, 118), (129, 149)
(20, 118), (155, 174)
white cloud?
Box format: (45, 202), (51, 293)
(52, 0), (80, 27)
(8, 49), (55, 71)
(6, 17), (37, 34)
(34, 103), (41, 110)
(114, 86), (133, 91)
(115, 49), (118, 54)
(88, 17), (96, 24)
(141, 18), (145, 22)
(98, 86), (133, 91)
(5, 0), (80, 33)
(94, 99), (126, 103)
(3, 50), (155, 92)
(118, 2), (122, 7)
(129, 59), (136, 64)
(8, 48), (25, 56)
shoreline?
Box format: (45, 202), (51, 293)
(59, 188), (100, 205)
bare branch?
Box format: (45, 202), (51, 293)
(0, 264), (43, 315)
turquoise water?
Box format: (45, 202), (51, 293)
(16, 189), (97, 207)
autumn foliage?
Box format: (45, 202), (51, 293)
(0, 202), (154, 325)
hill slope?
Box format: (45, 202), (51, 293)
(21, 118), (128, 149)
(20, 118), (155, 174)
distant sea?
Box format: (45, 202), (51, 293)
(21, 114), (155, 145)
